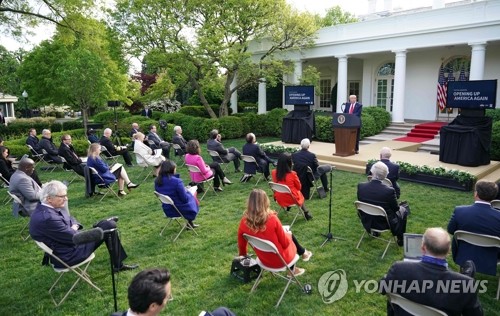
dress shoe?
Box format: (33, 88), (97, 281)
(118, 190), (127, 196)
(355, 151), (359, 154)
(187, 222), (200, 229)
(460, 260), (476, 278)
(397, 238), (404, 247)
(223, 177), (233, 185)
(127, 182), (140, 189)
(114, 263), (139, 273)
(304, 213), (313, 221)
(371, 231), (381, 237)
(214, 187), (223, 192)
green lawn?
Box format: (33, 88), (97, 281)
(0, 137), (498, 315)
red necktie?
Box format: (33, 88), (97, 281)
(349, 103), (354, 114)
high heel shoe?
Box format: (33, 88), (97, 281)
(223, 177), (233, 185)
(127, 182), (139, 191)
(118, 190), (127, 196)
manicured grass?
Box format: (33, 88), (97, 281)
(0, 136), (498, 315)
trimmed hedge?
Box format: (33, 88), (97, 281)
(315, 115), (334, 142)
(0, 117), (85, 139)
(492, 121), (500, 161)
(178, 105), (233, 118)
(363, 106), (391, 134)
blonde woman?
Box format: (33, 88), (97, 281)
(133, 132), (165, 172)
(87, 143), (139, 196)
(237, 189), (312, 276)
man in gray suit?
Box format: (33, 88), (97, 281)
(207, 129), (241, 172)
(9, 158), (41, 217)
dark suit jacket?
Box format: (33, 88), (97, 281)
(357, 180), (400, 233)
(141, 108), (153, 118)
(242, 142), (271, 174)
(26, 135), (40, 151)
(0, 113), (5, 124)
(99, 136), (119, 156)
(207, 139), (228, 161)
(381, 261), (483, 316)
(0, 158), (15, 181)
(130, 128), (139, 137)
(29, 203), (94, 268)
(147, 132), (164, 147)
(292, 149), (319, 198)
(58, 143), (83, 166)
(343, 102), (363, 117)
(172, 134), (187, 152)
(39, 137), (62, 162)
(448, 202), (500, 275)
(380, 159), (401, 198)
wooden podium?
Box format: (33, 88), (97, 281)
(332, 113), (361, 157)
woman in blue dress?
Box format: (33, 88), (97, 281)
(154, 160), (200, 228)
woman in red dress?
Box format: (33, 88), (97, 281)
(237, 189), (312, 276)
(271, 153), (313, 220)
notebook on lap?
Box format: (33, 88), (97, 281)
(403, 233), (423, 262)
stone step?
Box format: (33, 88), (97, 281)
(479, 166), (500, 182)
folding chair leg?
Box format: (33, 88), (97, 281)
(381, 238), (393, 259)
(356, 231), (367, 249)
(496, 277), (499, 300)
(3, 194), (13, 205)
(250, 269), (265, 293)
(288, 206), (304, 228)
(20, 220), (30, 241)
(49, 261), (101, 306)
(160, 219), (174, 236)
(254, 174), (264, 186)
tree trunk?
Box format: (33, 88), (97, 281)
(190, 77), (217, 118)
(81, 103), (89, 134)
(219, 72), (235, 117)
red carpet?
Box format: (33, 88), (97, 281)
(394, 121), (447, 143)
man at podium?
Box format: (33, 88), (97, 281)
(342, 95), (363, 154)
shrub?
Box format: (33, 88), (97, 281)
(234, 113), (260, 136)
(486, 108), (500, 122)
(93, 110), (131, 124)
(0, 117), (57, 139)
(491, 120), (500, 161)
(218, 116), (244, 139)
(315, 115), (334, 142)
(363, 106), (391, 134)
(178, 105), (233, 118)
(360, 114), (377, 138)
(261, 108), (287, 137)
(62, 120), (83, 131)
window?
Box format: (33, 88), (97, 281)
(319, 79), (331, 108)
(348, 81), (361, 100)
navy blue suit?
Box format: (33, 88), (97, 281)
(242, 142), (273, 178)
(26, 135), (40, 151)
(380, 159), (401, 198)
(154, 174), (199, 221)
(448, 202), (500, 275)
(357, 180), (407, 239)
(292, 149), (331, 199)
(381, 260), (483, 316)
(30, 203), (127, 269)
(343, 102), (362, 151)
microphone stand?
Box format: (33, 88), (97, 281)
(321, 170), (346, 247)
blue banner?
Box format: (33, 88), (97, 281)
(446, 80), (497, 109)
(284, 86), (315, 105)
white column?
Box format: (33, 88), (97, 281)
(258, 78), (267, 114)
(230, 73), (238, 114)
(469, 42), (487, 80)
(293, 60), (303, 84)
(392, 50), (407, 123)
(336, 56), (348, 113)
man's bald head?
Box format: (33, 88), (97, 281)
(422, 227), (450, 258)
(18, 158), (35, 175)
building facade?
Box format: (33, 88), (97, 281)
(246, 0), (500, 122)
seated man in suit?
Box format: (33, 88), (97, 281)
(87, 128), (100, 143)
(380, 227), (482, 316)
(38, 129), (63, 163)
(448, 180), (500, 276)
(141, 106), (153, 118)
(26, 128), (41, 152)
(58, 134), (85, 176)
(242, 133), (274, 181)
(207, 129), (241, 172)
(130, 122), (140, 138)
(30, 180), (138, 272)
(172, 125), (188, 155)
(100, 128), (133, 166)
(8, 158), (42, 217)
(357, 161), (409, 246)
(292, 138), (332, 198)
(147, 124), (171, 159)
(379, 147), (401, 198)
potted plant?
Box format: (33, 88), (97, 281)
(260, 144), (300, 159)
(366, 159), (475, 191)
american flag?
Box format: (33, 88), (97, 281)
(437, 66), (447, 111)
(458, 67), (467, 81)
(447, 71), (455, 82)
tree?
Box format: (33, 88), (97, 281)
(112, 0), (318, 118)
(316, 6), (358, 28)
(0, 45), (20, 94)
(17, 16), (130, 130)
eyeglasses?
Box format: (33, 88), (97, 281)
(53, 194), (68, 199)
